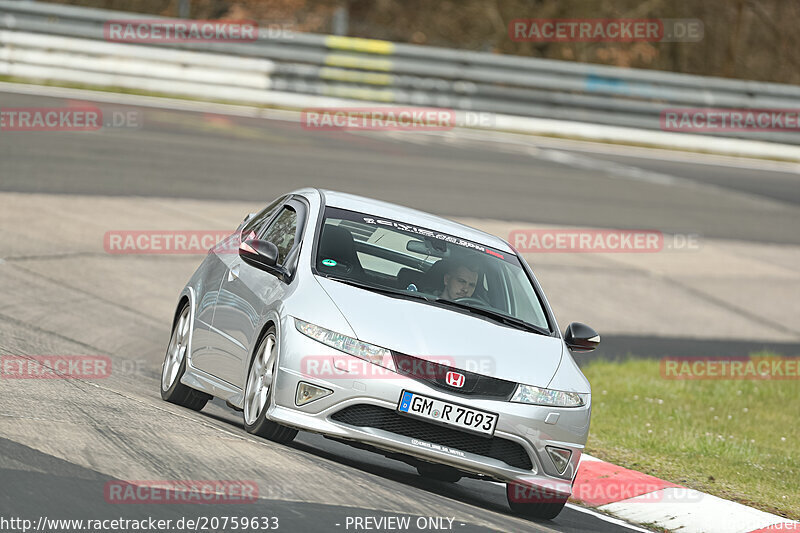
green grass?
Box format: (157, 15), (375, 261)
(582, 354), (800, 520)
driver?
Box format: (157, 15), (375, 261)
(437, 260), (480, 301)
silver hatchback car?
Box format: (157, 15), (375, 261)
(161, 188), (599, 519)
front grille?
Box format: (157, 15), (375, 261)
(330, 404), (532, 470)
(392, 352), (517, 400)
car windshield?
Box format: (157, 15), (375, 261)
(315, 207), (551, 333)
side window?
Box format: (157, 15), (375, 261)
(242, 196), (285, 238)
(260, 207), (298, 265)
(503, 264), (547, 328)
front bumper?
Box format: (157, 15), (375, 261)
(269, 316), (590, 492)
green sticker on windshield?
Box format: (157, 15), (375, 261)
(322, 259), (337, 267)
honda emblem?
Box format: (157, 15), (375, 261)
(446, 371), (465, 388)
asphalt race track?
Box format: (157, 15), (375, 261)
(3, 91), (800, 244)
(1, 86), (798, 532)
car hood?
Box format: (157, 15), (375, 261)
(316, 277), (564, 388)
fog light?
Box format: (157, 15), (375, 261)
(546, 446), (572, 475)
(295, 382), (333, 406)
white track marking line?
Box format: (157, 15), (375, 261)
(429, 127), (800, 173)
(564, 503), (655, 533)
(0, 81), (301, 122)
(4, 80), (800, 172)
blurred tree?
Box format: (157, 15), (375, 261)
(43, 0), (800, 84)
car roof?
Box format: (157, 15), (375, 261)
(299, 188), (513, 254)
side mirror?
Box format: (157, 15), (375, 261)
(564, 322), (600, 352)
(239, 239), (279, 271)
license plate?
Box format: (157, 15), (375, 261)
(397, 391), (498, 436)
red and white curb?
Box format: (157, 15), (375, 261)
(573, 454), (799, 533)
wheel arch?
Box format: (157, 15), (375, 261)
(249, 318), (278, 367)
(173, 288), (197, 366)
(173, 294), (191, 328)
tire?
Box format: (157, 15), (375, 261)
(243, 328), (297, 444)
(506, 482), (568, 520)
(161, 303), (211, 411)
(416, 463), (462, 483)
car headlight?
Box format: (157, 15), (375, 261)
(510, 384), (588, 407)
(294, 318), (395, 371)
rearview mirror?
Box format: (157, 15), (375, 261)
(564, 322), (600, 352)
(406, 239), (449, 257)
(239, 239), (279, 271)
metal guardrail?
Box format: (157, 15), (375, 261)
(2, 0), (800, 144)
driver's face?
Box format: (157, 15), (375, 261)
(443, 266), (479, 300)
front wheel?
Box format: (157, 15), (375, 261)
(161, 303), (211, 411)
(506, 482), (568, 520)
(243, 329), (297, 444)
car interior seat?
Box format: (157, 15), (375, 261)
(420, 259), (454, 294)
(317, 225), (365, 278)
(396, 267), (425, 290)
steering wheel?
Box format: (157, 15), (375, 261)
(453, 296), (489, 307)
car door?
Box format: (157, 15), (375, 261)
(203, 198), (306, 388)
(191, 195), (285, 378)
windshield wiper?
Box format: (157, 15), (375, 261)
(433, 298), (551, 336)
(323, 276), (433, 303)
(321, 276), (550, 336)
